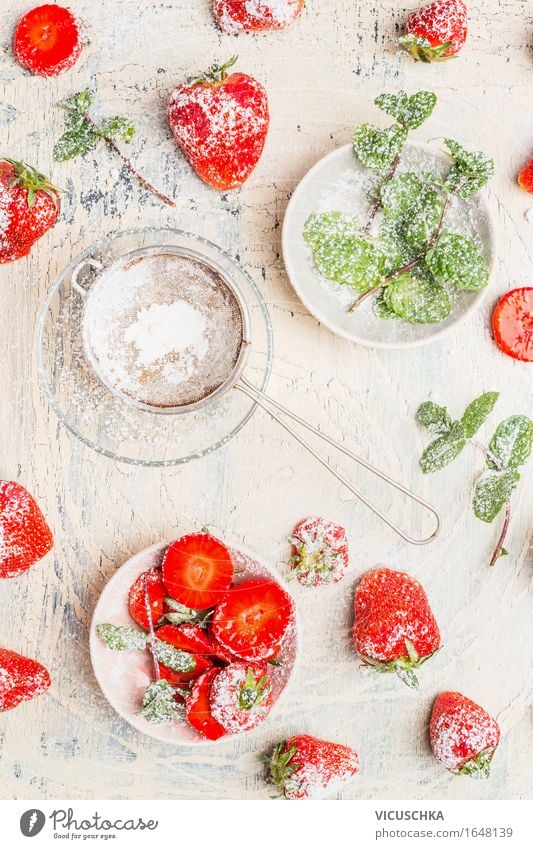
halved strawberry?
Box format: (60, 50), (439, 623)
(155, 624), (214, 684)
(13, 5), (82, 77)
(186, 668), (227, 740)
(209, 629), (240, 665)
(0, 480), (53, 578)
(492, 288), (533, 362)
(209, 662), (273, 733)
(162, 533), (234, 610)
(0, 648), (51, 712)
(128, 569), (166, 631)
(211, 579), (293, 661)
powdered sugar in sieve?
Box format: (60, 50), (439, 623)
(81, 249), (246, 410)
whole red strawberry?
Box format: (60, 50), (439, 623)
(268, 734), (359, 799)
(213, 0), (304, 33)
(167, 57), (269, 191)
(13, 4), (82, 77)
(0, 481), (54, 579)
(400, 1), (468, 62)
(210, 662), (273, 733)
(353, 568), (441, 689)
(0, 648), (51, 711)
(430, 691), (500, 778)
(518, 156), (533, 194)
(0, 159), (59, 263)
(289, 516), (349, 587)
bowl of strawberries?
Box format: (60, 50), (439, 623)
(90, 533), (299, 744)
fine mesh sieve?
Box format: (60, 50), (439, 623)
(74, 244), (441, 545)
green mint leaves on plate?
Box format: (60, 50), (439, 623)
(53, 88), (174, 207)
(416, 395), (532, 564)
(139, 680), (182, 725)
(304, 90), (494, 324)
(96, 623), (148, 651)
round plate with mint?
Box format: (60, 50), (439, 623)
(282, 90), (496, 349)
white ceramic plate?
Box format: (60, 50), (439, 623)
(89, 541), (299, 746)
(282, 142), (497, 349)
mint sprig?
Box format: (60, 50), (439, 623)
(138, 680), (182, 725)
(96, 623), (148, 651)
(418, 392), (499, 474)
(53, 88), (174, 207)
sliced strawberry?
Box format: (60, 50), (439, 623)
(186, 668), (226, 740)
(492, 288), (533, 362)
(209, 629), (240, 665)
(0, 480), (53, 579)
(162, 533), (234, 610)
(209, 662), (273, 733)
(13, 5), (82, 77)
(155, 624), (214, 684)
(0, 648), (51, 712)
(128, 569), (166, 631)
(211, 579), (293, 661)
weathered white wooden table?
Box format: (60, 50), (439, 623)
(0, 0), (531, 800)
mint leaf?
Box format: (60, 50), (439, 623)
(487, 415), (533, 471)
(164, 598), (213, 627)
(420, 421), (467, 473)
(53, 125), (100, 161)
(153, 639), (196, 673)
(444, 139), (495, 198)
(417, 401), (452, 434)
(353, 123), (408, 173)
(473, 469), (520, 523)
(59, 88), (94, 113)
(304, 213), (384, 291)
(96, 623), (147, 651)
(385, 273), (451, 323)
(375, 90), (437, 129)
(460, 392), (499, 438)
(373, 289), (400, 319)
(400, 186), (444, 251)
(381, 172), (422, 219)
(139, 680), (180, 725)
(98, 116), (135, 142)
(425, 232), (489, 291)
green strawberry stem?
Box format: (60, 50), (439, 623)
(4, 157), (60, 208)
(143, 574), (161, 682)
(84, 115), (175, 207)
(348, 185), (456, 314)
(193, 55), (238, 85)
(364, 154), (400, 234)
(489, 500), (511, 567)
(457, 747), (496, 779)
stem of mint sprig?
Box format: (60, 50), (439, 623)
(303, 91), (494, 325)
(53, 89), (175, 207)
(416, 394), (533, 566)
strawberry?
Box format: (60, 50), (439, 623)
(430, 691), (500, 778)
(155, 624), (214, 684)
(0, 481), (53, 579)
(492, 288), (533, 362)
(167, 56), (269, 191)
(289, 516), (349, 587)
(213, 0), (304, 33)
(0, 159), (59, 264)
(211, 579), (293, 661)
(353, 568), (441, 689)
(0, 648), (51, 711)
(13, 4), (82, 77)
(128, 569), (166, 631)
(268, 734), (359, 799)
(162, 533), (234, 610)
(208, 628), (241, 664)
(209, 662), (273, 733)
(186, 668), (227, 740)
(399, 1), (468, 62)
(518, 156), (533, 194)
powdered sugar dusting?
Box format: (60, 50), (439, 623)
(214, 0), (303, 33)
(430, 692), (500, 772)
(290, 516), (349, 587)
(209, 662), (273, 732)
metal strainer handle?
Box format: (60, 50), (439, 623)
(237, 376), (441, 546)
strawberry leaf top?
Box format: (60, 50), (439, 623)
(268, 741), (300, 798)
(399, 34), (454, 63)
(3, 158), (60, 208)
(457, 747), (497, 780)
(193, 55), (238, 85)
(238, 668), (271, 711)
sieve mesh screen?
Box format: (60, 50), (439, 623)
(82, 250), (244, 409)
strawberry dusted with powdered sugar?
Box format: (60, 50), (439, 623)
(213, 0), (305, 33)
(186, 668), (227, 740)
(167, 56), (269, 191)
(209, 662), (273, 733)
(0, 480), (53, 578)
(289, 516), (349, 587)
(128, 569), (166, 631)
(268, 734), (359, 800)
(0, 159), (59, 264)
(353, 568), (441, 689)
(400, 1), (468, 62)
(430, 692), (500, 778)
(0, 648), (51, 711)
(13, 4), (82, 77)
